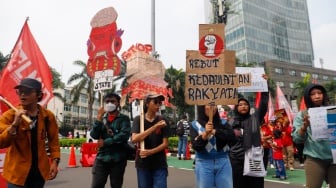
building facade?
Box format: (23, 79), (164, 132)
(47, 87), (100, 129)
(263, 60), (336, 102)
(206, 0), (314, 66)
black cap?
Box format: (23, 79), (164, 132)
(14, 78), (42, 90)
(146, 94), (165, 101)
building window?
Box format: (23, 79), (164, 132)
(80, 94), (88, 103)
(64, 90), (71, 102)
(80, 106), (87, 114)
(289, 83), (295, 88)
(312, 73), (318, 79)
(72, 106), (79, 113)
(323, 75), (329, 80)
(64, 116), (71, 124)
(275, 68), (283, 74)
(289, 70), (296, 76)
(300, 72), (307, 77)
(64, 104), (71, 112)
(276, 81), (285, 87)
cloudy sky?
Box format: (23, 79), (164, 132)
(1, 0), (335, 83)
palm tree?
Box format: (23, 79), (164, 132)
(67, 60), (96, 129)
(67, 60), (128, 129)
(50, 67), (65, 101)
(164, 66), (194, 121)
(0, 52), (10, 73)
(292, 74), (311, 104)
(324, 80), (336, 105)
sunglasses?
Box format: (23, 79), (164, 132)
(152, 99), (162, 105)
(16, 88), (35, 95)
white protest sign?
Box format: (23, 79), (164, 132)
(308, 106), (336, 140)
(236, 67), (268, 92)
(93, 70), (114, 91)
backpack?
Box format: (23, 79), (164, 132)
(176, 121), (185, 136)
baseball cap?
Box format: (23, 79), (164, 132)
(14, 78), (42, 90)
(146, 94), (165, 101)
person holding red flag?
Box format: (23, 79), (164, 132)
(0, 78), (60, 188)
(0, 20), (54, 110)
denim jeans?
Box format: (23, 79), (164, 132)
(177, 136), (188, 158)
(136, 168), (168, 188)
(195, 155), (233, 188)
(274, 159), (286, 178)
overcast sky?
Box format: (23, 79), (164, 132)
(1, 0), (335, 83)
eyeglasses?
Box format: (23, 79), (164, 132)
(152, 99), (162, 105)
(16, 88), (35, 95)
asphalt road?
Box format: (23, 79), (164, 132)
(45, 152), (304, 188)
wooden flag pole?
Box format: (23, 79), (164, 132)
(139, 99), (145, 150)
(208, 102), (215, 123)
(0, 96), (32, 124)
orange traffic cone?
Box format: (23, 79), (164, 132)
(68, 144), (77, 168)
(185, 142), (191, 160)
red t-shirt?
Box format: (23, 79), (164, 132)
(282, 125), (293, 146)
(272, 138), (284, 160)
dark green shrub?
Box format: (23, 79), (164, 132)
(59, 138), (86, 147)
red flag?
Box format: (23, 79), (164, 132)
(276, 85), (293, 126)
(0, 20), (53, 111)
(0, 102), (9, 114)
(299, 97), (306, 111)
(264, 93), (274, 123)
(255, 92), (261, 108)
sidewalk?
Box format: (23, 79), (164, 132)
(166, 156), (306, 187)
(62, 148), (327, 187)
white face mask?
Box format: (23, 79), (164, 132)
(104, 102), (116, 112)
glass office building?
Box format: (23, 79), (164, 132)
(205, 0), (314, 66)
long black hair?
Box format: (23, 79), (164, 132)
(197, 105), (221, 127)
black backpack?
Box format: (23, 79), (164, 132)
(176, 121), (185, 136)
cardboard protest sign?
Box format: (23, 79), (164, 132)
(87, 7), (123, 78)
(185, 50), (251, 105)
(93, 70), (114, 91)
(199, 24), (225, 58)
(126, 51), (165, 84)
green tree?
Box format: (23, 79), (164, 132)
(67, 60), (128, 129)
(324, 80), (336, 105)
(164, 66), (194, 122)
(0, 52), (10, 73)
(50, 67), (65, 101)
(292, 74), (311, 104)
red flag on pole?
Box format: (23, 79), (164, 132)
(255, 92), (261, 108)
(0, 20), (54, 112)
(299, 97), (306, 111)
(276, 85), (293, 126)
(264, 93), (274, 124)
